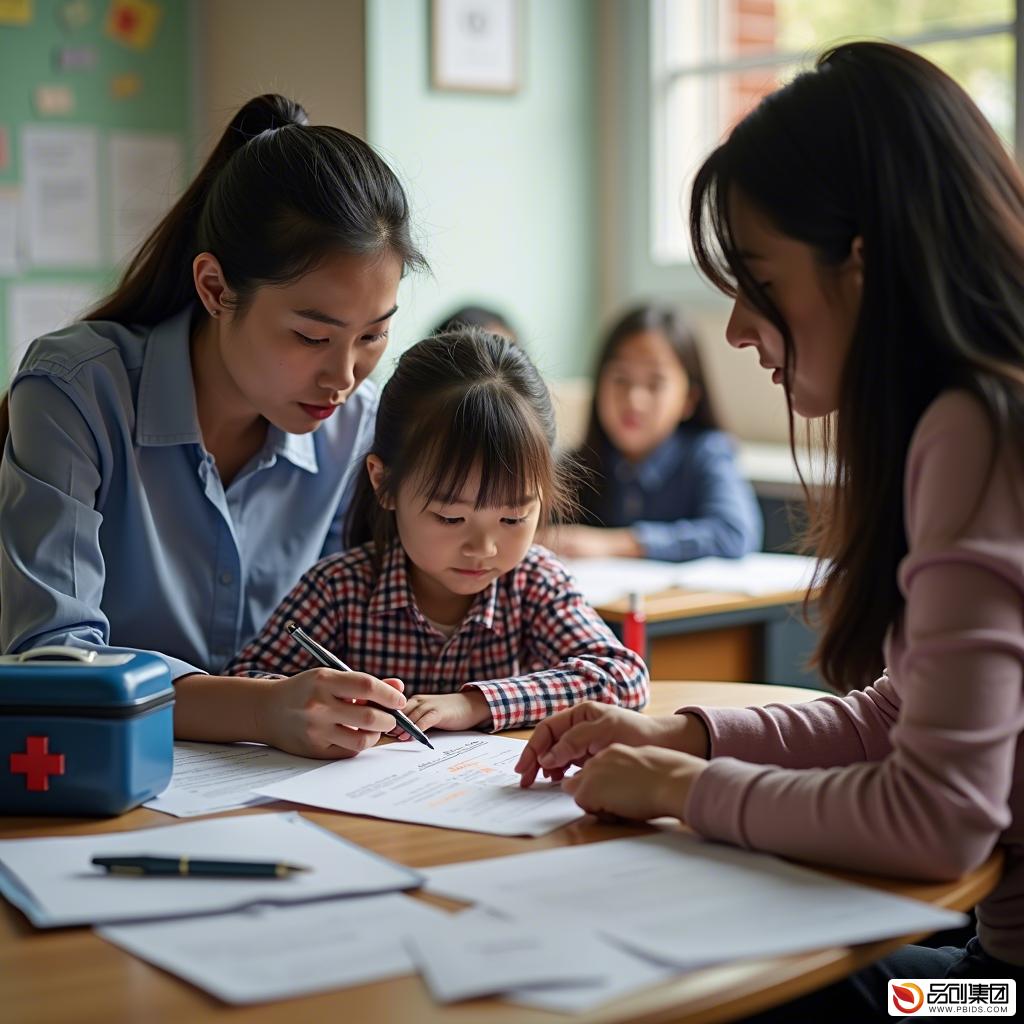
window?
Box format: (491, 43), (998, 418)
(652, 0), (1018, 263)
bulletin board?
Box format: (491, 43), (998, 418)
(0, 0), (191, 378)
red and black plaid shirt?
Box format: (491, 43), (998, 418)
(227, 542), (649, 730)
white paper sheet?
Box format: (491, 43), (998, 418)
(453, 905), (679, 1013)
(565, 552), (820, 606)
(109, 132), (184, 264)
(0, 811), (421, 928)
(97, 892), (446, 1003)
(6, 281), (96, 379)
(21, 125), (101, 267)
(145, 742), (325, 818)
(256, 733), (584, 837)
(0, 187), (18, 275)
(406, 914), (603, 1003)
(98, 893), (446, 1004)
(425, 832), (967, 969)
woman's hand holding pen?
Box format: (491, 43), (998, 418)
(255, 668), (406, 759)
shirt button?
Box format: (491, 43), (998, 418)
(219, 571), (233, 585)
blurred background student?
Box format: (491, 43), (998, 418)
(542, 304), (762, 562)
(431, 303), (518, 342)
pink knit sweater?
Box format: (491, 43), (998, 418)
(682, 390), (1024, 964)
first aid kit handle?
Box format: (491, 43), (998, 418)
(15, 647), (99, 664)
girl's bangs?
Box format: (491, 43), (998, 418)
(412, 389), (551, 511)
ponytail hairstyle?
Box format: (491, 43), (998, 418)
(689, 41), (1024, 693)
(89, 93), (426, 323)
(573, 304), (719, 527)
(346, 328), (577, 560)
(0, 93), (426, 446)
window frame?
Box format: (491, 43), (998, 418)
(650, 0), (1024, 266)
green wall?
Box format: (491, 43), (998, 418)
(0, 0), (192, 370)
(365, 0), (598, 379)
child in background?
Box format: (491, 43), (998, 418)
(544, 304), (761, 562)
(519, 42), (1024, 1014)
(431, 304), (518, 342)
(228, 329), (648, 736)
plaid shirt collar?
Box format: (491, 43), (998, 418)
(367, 542), (503, 633)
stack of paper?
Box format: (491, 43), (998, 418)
(0, 812), (420, 927)
(99, 894), (446, 1004)
(145, 741), (326, 818)
(425, 831), (966, 969)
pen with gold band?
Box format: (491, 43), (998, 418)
(91, 855), (309, 878)
(284, 620), (434, 750)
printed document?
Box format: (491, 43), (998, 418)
(256, 733), (584, 837)
(425, 831), (966, 968)
(145, 742), (324, 817)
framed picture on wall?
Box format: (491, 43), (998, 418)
(431, 0), (521, 94)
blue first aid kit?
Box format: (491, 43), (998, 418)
(0, 646), (174, 816)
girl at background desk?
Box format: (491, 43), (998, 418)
(519, 42), (1024, 1013)
(228, 329), (648, 737)
(0, 93), (420, 758)
(542, 304), (761, 562)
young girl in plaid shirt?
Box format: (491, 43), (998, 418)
(228, 329), (649, 742)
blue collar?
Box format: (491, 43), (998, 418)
(134, 308), (318, 473)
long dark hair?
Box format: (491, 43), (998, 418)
(574, 304), (719, 527)
(690, 41), (1024, 692)
(0, 93), (426, 443)
(346, 328), (575, 559)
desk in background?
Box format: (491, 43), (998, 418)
(1, 682), (999, 1024)
(598, 588), (823, 689)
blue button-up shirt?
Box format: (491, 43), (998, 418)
(597, 427), (763, 562)
(0, 309), (378, 678)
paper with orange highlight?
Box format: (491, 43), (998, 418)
(255, 733), (584, 837)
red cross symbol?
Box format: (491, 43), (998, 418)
(10, 736), (66, 792)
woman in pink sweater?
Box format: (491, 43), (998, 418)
(517, 41), (1024, 1016)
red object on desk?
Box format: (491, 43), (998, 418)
(10, 736), (66, 792)
(622, 592), (647, 659)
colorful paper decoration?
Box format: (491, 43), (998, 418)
(0, 0), (32, 26)
(34, 84), (76, 116)
(110, 72), (142, 99)
(105, 0), (160, 50)
(54, 44), (98, 71)
(58, 0), (93, 31)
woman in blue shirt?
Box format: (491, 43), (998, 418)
(547, 305), (762, 562)
(0, 93), (420, 758)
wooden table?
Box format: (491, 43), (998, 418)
(597, 590), (820, 689)
(2, 683), (1000, 1024)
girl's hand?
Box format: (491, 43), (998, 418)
(391, 690), (493, 738)
(515, 702), (707, 787)
(561, 744), (707, 822)
(255, 669), (406, 759)
(539, 525), (642, 559)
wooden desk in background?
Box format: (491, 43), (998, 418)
(2, 683), (999, 1024)
(597, 589), (822, 689)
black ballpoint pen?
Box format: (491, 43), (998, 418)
(91, 855), (309, 878)
(285, 620), (434, 750)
